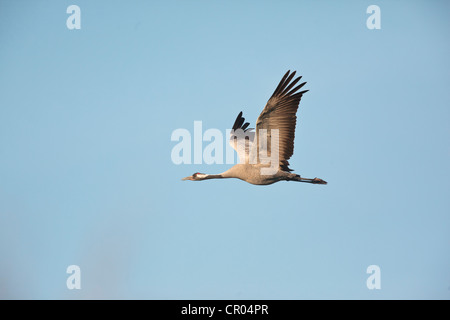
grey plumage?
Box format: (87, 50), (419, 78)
(182, 70), (327, 185)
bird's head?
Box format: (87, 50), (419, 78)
(182, 172), (208, 181)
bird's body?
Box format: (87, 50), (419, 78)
(190, 164), (301, 185)
(182, 70), (327, 186)
(224, 164), (291, 185)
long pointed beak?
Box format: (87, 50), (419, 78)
(182, 176), (193, 181)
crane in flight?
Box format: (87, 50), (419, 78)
(182, 70), (327, 185)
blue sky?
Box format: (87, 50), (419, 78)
(0, 0), (449, 299)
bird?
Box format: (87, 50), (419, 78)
(182, 70), (327, 185)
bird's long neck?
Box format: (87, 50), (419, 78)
(197, 168), (238, 180)
(199, 174), (225, 180)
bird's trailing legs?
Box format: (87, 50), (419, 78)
(290, 174), (327, 184)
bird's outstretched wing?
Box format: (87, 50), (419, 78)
(255, 70), (308, 171)
(229, 111), (255, 164)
